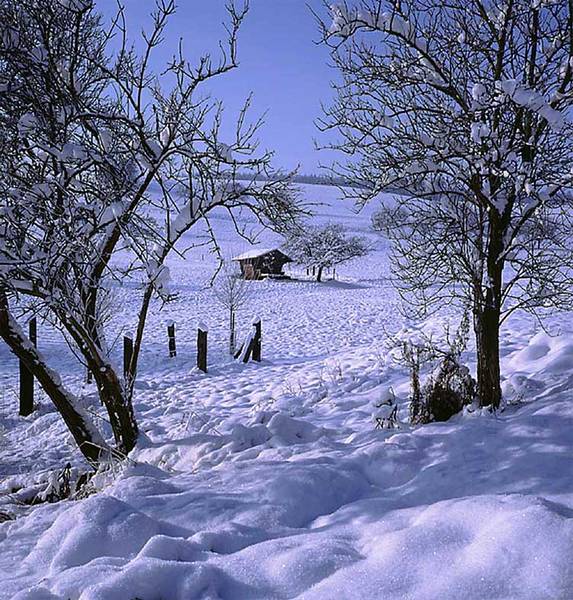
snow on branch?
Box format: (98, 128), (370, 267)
(497, 79), (568, 131)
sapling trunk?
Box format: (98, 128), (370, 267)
(229, 308), (236, 355)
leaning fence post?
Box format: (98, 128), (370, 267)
(240, 317), (261, 364)
(123, 335), (133, 383)
(252, 319), (262, 362)
(19, 317), (37, 417)
(197, 323), (208, 373)
(241, 335), (253, 364)
(167, 322), (177, 357)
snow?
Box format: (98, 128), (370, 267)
(470, 122), (490, 144)
(1, 184), (573, 598)
(217, 143), (235, 162)
(498, 79), (568, 131)
(329, 6), (436, 77)
(471, 82), (487, 102)
(231, 248), (279, 261)
(168, 198), (202, 244)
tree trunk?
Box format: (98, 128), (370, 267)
(316, 265), (324, 282)
(229, 308), (236, 355)
(129, 282), (154, 397)
(474, 304), (502, 409)
(56, 310), (139, 457)
(94, 365), (138, 455)
(0, 291), (107, 465)
(473, 210), (504, 410)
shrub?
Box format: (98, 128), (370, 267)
(418, 355), (476, 423)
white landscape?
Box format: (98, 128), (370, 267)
(2, 0), (573, 598)
(1, 186), (572, 599)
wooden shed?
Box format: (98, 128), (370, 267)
(232, 248), (292, 280)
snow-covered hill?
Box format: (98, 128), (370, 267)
(1, 185), (572, 599)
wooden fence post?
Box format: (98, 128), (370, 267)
(19, 317), (37, 417)
(197, 325), (208, 373)
(123, 335), (133, 383)
(252, 319), (261, 362)
(167, 322), (177, 357)
(239, 318), (261, 364)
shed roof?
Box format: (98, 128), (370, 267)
(232, 248), (291, 262)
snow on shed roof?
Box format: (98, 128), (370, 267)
(232, 248), (289, 261)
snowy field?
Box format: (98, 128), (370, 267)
(0, 184), (572, 599)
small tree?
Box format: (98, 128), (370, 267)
(212, 260), (251, 355)
(285, 223), (368, 281)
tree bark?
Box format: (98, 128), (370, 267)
(55, 310), (139, 456)
(474, 304), (502, 409)
(229, 308), (236, 355)
(0, 291), (107, 465)
(78, 271), (147, 455)
(473, 210), (504, 410)
(95, 365), (138, 455)
(129, 282), (154, 397)
(317, 265), (324, 282)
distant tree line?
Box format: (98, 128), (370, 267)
(234, 172), (371, 189)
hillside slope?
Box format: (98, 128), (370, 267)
(0, 185), (572, 599)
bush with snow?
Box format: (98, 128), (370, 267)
(420, 355), (476, 423)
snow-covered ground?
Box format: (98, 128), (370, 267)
(0, 185), (572, 599)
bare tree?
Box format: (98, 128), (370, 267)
(212, 260), (252, 355)
(0, 0), (298, 465)
(317, 0), (573, 409)
(285, 223), (369, 281)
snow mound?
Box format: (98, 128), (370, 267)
(229, 423), (271, 452)
(264, 462), (370, 528)
(136, 535), (206, 562)
(27, 493), (570, 600)
(266, 412), (324, 445)
(508, 331), (573, 376)
(304, 494), (573, 600)
(24, 495), (174, 575)
(12, 590), (61, 600)
(79, 560), (224, 600)
(190, 522), (271, 555)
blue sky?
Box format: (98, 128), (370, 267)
(96, 0), (336, 173)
